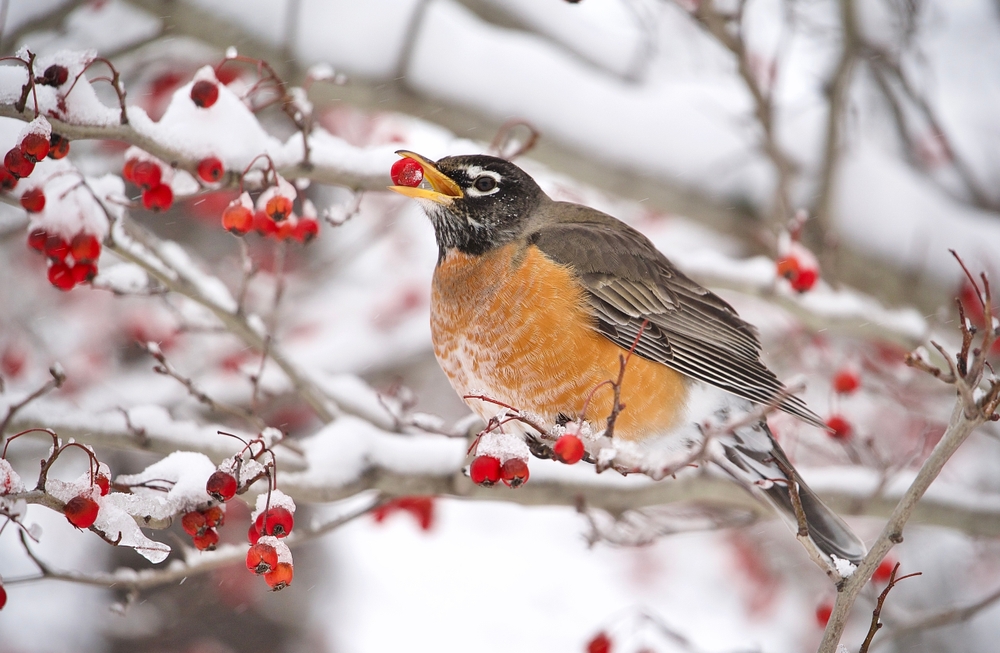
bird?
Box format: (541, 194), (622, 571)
(389, 150), (866, 565)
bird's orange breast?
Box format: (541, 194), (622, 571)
(431, 243), (689, 441)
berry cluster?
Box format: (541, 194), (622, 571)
(1, 120), (68, 190)
(247, 492), (295, 590)
(775, 212), (819, 293)
(469, 455), (530, 488)
(221, 179), (319, 244)
(122, 155), (174, 212)
(27, 228), (102, 291)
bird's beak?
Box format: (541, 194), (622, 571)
(388, 151), (463, 204)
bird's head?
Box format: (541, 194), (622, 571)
(388, 151), (545, 256)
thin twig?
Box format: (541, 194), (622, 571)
(0, 365), (66, 442)
(858, 563), (922, 653)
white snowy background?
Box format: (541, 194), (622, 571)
(1, 1), (1000, 653)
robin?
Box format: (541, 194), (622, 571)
(389, 151), (866, 565)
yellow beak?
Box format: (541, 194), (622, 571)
(388, 151), (463, 204)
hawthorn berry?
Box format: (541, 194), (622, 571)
(553, 434), (585, 464)
(390, 158), (423, 187)
(0, 167), (16, 190)
(255, 506), (294, 537)
(4, 148), (34, 179)
(142, 184), (173, 212)
(469, 455), (502, 486)
(122, 158), (139, 182)
(64, 495), (100, 529)
(95, 474), (111, 496)
(586, 632), (612, 653)
(246, 542), (279, 575)
(197, 157), (224, 183)
(500, 458), (529, 488)
(27, 228), (47, 252)
(825, 415), (852, 441)
(47, 134), (70, 159)
(0, 582), (6, 610)
(190, 80), (219, 108)
(131, 161), (162, 190)
(872, 559), (895, 584)
(222, 203), (254, 235)
(264, 195), (293, 222)
(48, 262), (75, 291)
(39, 64), (69, 87)
(70, 233), (101, 263)
(264, 562), (293, 591)
(293, 217), (319, 243)
(20, 188), (45, 213)
(202, 505), (225, 528)
(248, 522), (261, 545)
(254, 211), (278, 236)
(832, 369), (860, 395)
(815, 602), (833, 627)
(71, 262), (97, 285)
(274, 218), (295, 242)
(192, 527), (220, 551)
(181, 510), (208, 537)
(206, 470), (238, 502)
(20, 133), (50, 162)
(372, 496), (435, 530)
(44, 235), (70, 261)
(791, 269), (818, 292)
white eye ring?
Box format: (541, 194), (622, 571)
(466, 171), (501, 197)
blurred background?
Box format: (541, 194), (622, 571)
(1, 1), (1000, 652)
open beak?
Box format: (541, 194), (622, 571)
(388, 151), (463, 204)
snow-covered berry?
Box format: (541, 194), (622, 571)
(500, 458), (529, 488)
(70, 233), (101, 263)
(553, 434), (585, 464)
(20, 133), (50, 163)
(264, 195), (293, 222)
(255, 506), (294, 537)
(44, 235), (70, 261)
(222, 202), (253, 235)
(131, 161), (162, 190)
(264, 561), (293, 591)
(206, 470), (238, 502)
(469, 455), (501, 486)
(246, 542), (279, 575)
(95, 474), (111, 496)
(47, 262), (75, 291)
(390, 158), (423, 187)
(39, 64), (69, 87)
(190, 80), (219, 108)
(64, 495), (100, 529)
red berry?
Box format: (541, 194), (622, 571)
(791, 268), (818, 292)
(19, 188), (45, 212)
(0, 166), (16, 190)
(64, 495), (100, 528)
(500, 458), (529, 488)
(776, 256), (799, 279)
(131, 161), (162, 190)
(47, 134), (69, 159)
(4, 148), (34, 179)
(825, 415), (852, 441)
(181, 510), (208, 537)
(192, 527), (219, 551)
(47, 261), (74, 291)
(202, 505), (225, 528)
(206, 470), (238, 502)
(264, 195), (293, 222)
(222, 203), (253, 235)
(190, 80), (219, 108)
(254, 210), (278, 236)
(27, 229), (47, 252)
(95, 474), (111, 496)
(39, 64), (69, 87)
(872, 559), (895, 584)
(44, 235), (69, 261)
(274, 218), (295, 241)
(246, 542), (279, 575)
(587, 632), (612, 653)
(248, 522), (261, 545)
(390, 158), (424, 187)
(553, 434), (585, 464)
(70, 233), (101, 262)
(255, 506), (294, 537)
(70, 262), (97, 285)
(197, 157), (224, 183)
(815, 602), (833, 627)
(142, 184), (173, 212)
(292, 217), (319, 243)
(122, 158), (139, 182)
(833, 369), (860, 395)
(469, 455), (502, 486)
(0, 582), (6, 610)
(264, 561), (293, 591)
(20, 133), (50, 162)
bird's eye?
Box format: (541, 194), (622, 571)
(473, 176), (497, 192)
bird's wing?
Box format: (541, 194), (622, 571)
(528, 204), (824, 428)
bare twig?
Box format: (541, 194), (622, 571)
(0, 365), (66, 442)
(858, 563), (922, 653)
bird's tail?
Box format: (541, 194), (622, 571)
(714, 421), (866, 566)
